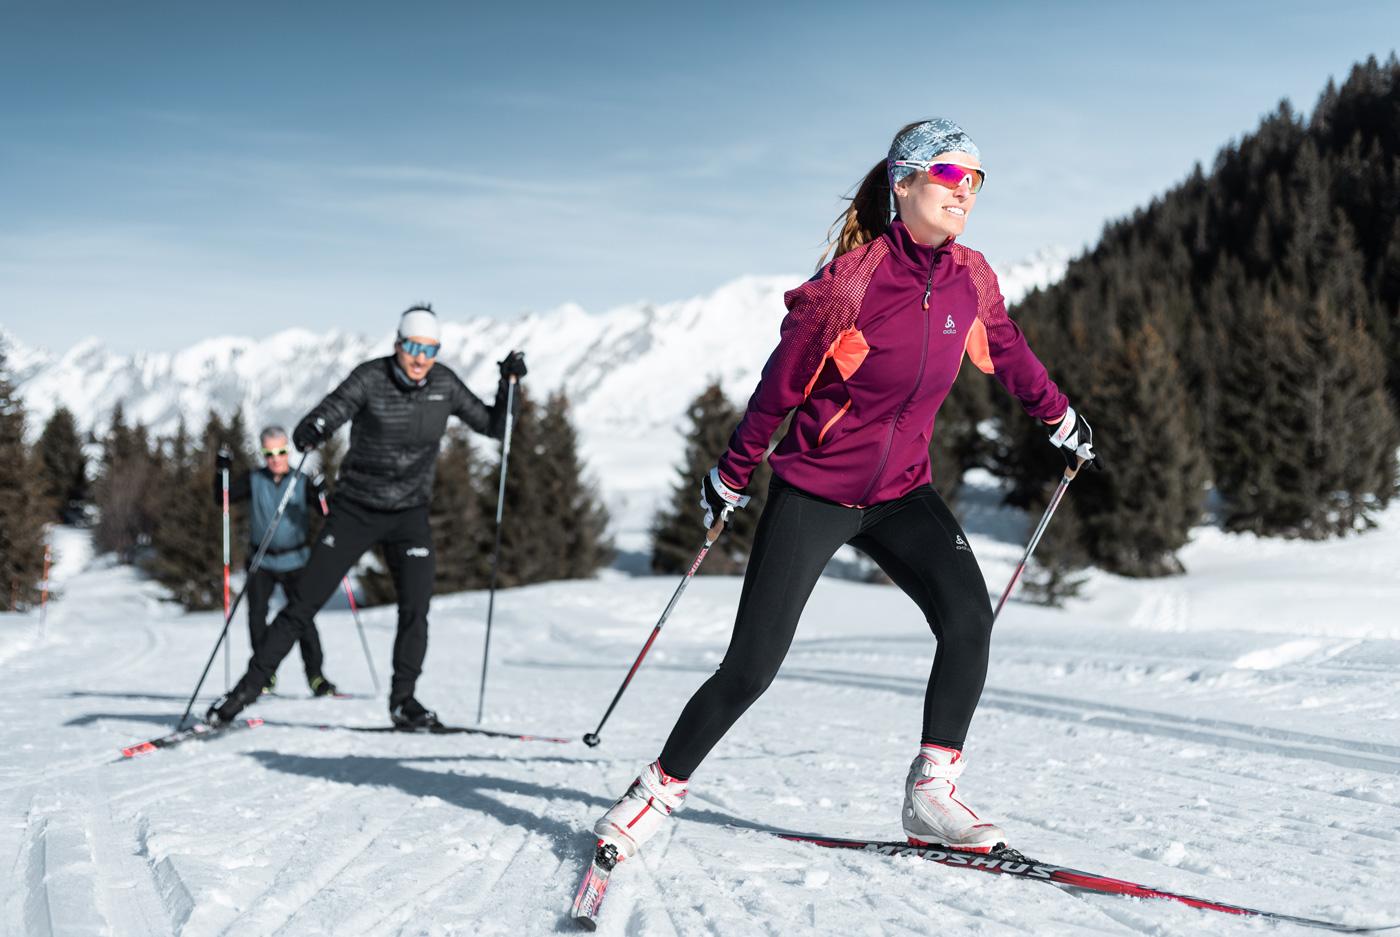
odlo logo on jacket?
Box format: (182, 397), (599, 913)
(943, 315), (958, 336)
(405, 546), (431, 558)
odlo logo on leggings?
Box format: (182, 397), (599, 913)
(406, 547), (431, 558)
(954, 534), (971, 553)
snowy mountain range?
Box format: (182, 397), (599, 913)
(3, 248), (1069, 542)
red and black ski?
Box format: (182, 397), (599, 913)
(767, 831), (1399, 934)
(120, 717), (263, 759)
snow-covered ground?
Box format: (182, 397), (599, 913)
(3, 483), (1399, 936)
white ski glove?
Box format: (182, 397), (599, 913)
(1047, 405), (1101, 470)
(698, 467), (751, 528)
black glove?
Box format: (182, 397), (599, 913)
(215, 447), (233, 472)
(308, 473), (327, 499)
(498, 350), (528, 381)
(1047, 404), (1102, 471)
(698, 467), (751, 528)
(292, 416), (326, 453)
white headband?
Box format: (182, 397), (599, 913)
(398, 308), (440, 342)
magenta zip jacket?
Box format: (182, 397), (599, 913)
(718, 220), (1068, 506)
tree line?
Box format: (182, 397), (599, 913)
(0, 350), (614, 612)
(986, 54), (1400, 587)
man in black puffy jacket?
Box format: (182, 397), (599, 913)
(209, 304), (526, 729)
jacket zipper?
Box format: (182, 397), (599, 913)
(856, 257), (937, 505)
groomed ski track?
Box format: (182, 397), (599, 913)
(2, 489), (1399, 936)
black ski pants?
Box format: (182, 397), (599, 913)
(236, 498), (435, 707)
(658, 475), (995, 780)
(246, 565), (324, 682)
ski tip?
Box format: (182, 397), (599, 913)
(245, 717), (265, 728)
(120, 741), (156, 758)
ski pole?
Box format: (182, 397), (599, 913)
(320, 493), (380, 694)
(177, 451), (311, 728)
(583, 509), (733, 747)
(992, 456), (1085, 623)
(476, 375), (516, 725)
(222, 463), (231, 691)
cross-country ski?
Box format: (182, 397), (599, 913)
(120, 717), (263, 759)
(762, 832), (1400, 934)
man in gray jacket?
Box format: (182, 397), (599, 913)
(210, 304), (526, 729)
(215, 427), (335, 697)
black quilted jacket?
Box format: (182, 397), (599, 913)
(299, 356), (514, 511)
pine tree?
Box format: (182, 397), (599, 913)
(1216, 295), (1311, 534)
(146, 418), (224, 609)
(651, 383), (770, 575)
(477, 388), (612, 586)
(476, 390), (550, 587)
(536, 391), (613, 579)
(1073, 318), (1207, 576)
(36, 406), (87, 523)
(93, 405), (161, 561)
(0, 344), (51, 610)
(429, 428), (487, 594)
(1219, 291), (1399, 536)
(1293, 295), (1399, 535)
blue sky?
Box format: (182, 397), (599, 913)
(2, 1), (1397, 353)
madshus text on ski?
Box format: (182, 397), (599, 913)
(121, 118), (1392, 936)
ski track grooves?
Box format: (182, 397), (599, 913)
(14, 796), (113, 937)
(20, 810), (53, 937)
(228, 795), (415, 936)
(770, 665), (1400, 775)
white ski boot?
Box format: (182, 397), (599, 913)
(902, 744), (1007, 853)
(592, 759), (688, 860)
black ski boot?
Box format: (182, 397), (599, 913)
(309, 674), (339, 698)
(389, 697), (442, 730)
(206, 687), (257, 727)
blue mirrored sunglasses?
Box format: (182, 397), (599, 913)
(399, 338), (441, 359)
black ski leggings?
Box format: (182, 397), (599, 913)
(658, 475), (994, 780)
(235, 498), (435, 706)
(246, 565), (324, 681)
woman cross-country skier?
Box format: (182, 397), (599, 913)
(207, 304), (526, 730)
(593, 118), (1099, 858)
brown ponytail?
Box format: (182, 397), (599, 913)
(819, 120), (929, 268)
(819, 160), (891, 267)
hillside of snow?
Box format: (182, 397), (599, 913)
(1, 473), (1397, 936)
(3, 250), (1069, 547)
